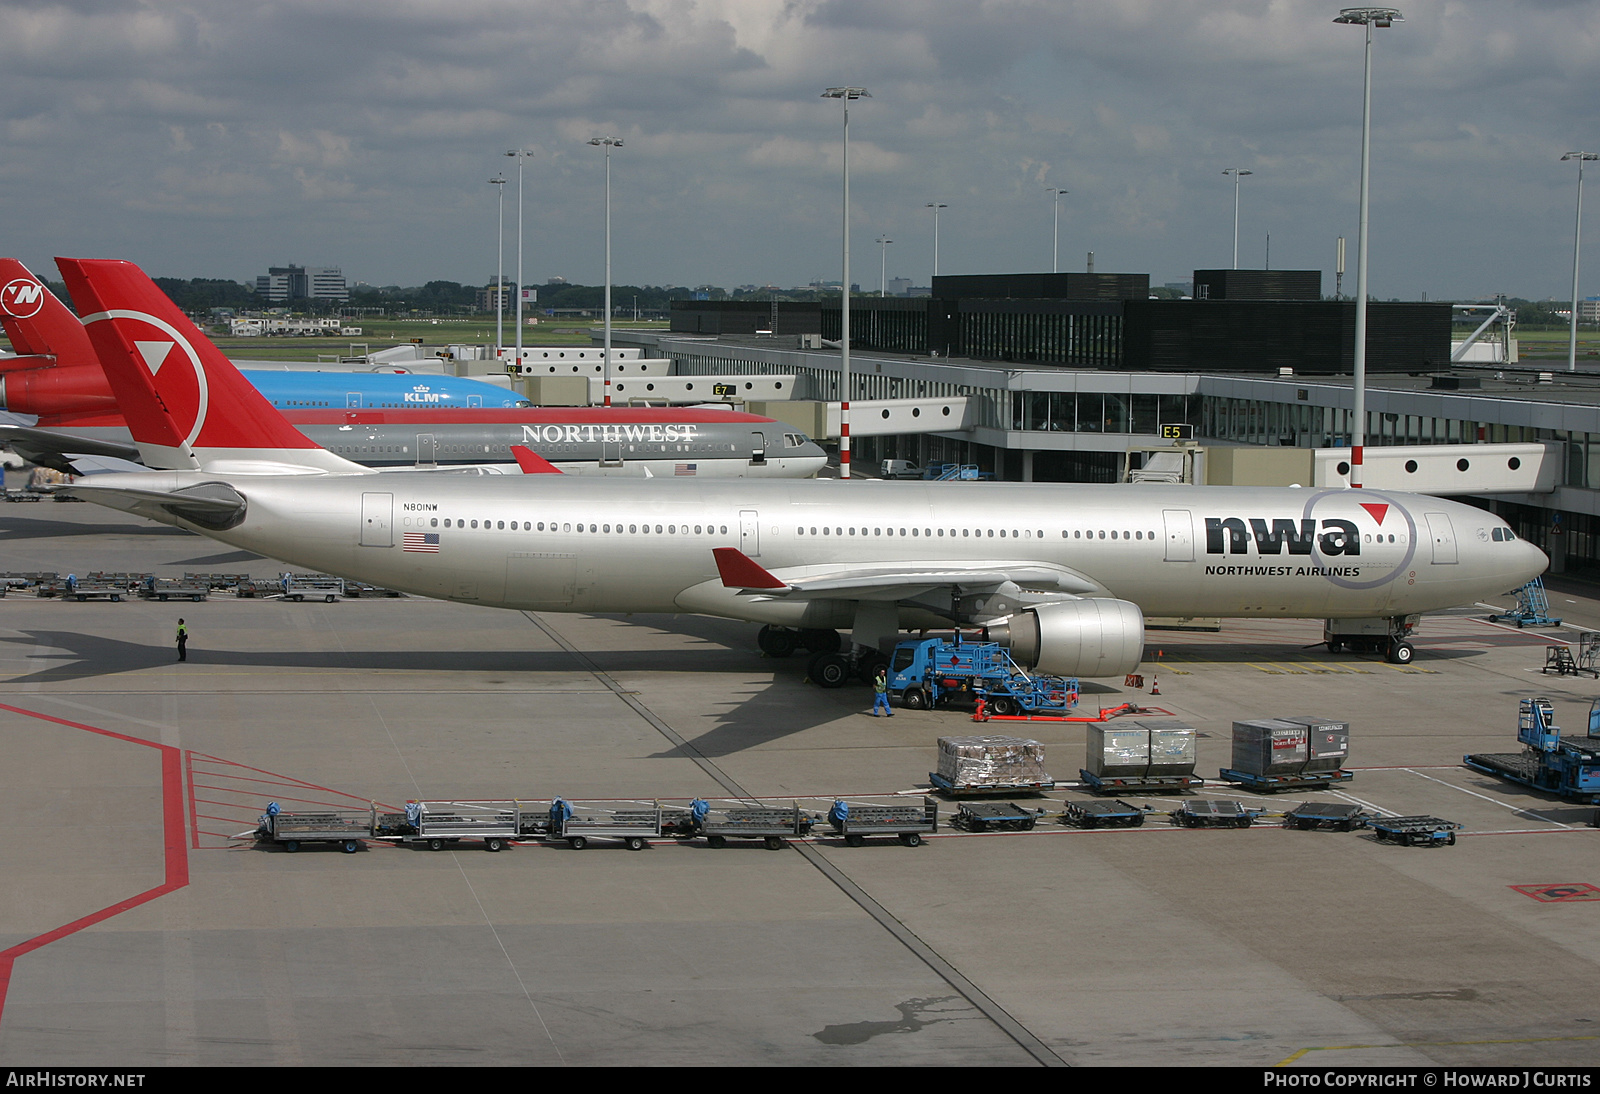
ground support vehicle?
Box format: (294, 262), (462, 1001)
(1487, 577), (1561, 628)
(142, 576), (209, 602)
(63, 574), (130, 601)
(1282, 802), (1367, 831)
(887, 637), (1078, 717)
(680, 801), (814, 849)
(280, 572), (345, 602)
(1217, 767), (1353, 793)
(1, 571), (56, 589)
(1169, 800), (1260, 828)
(1323, 614), (1421, 664)
(923, 463), (995, 481)
(395, 800), (534, 852)
(1061, 799), (1146, 829)
(950, 801), (1041, 832)
(3, 488), (41, 502)
(1462, 698), (1600, 804)
(235, 578), (281, 598)
(1368, 815), (1461, 847)
(185, 571), (250, 591)
(547, 799), (676, 850)
(1079, 769), (1204, 796)
(826, 797), (939, 847)
(345, 581), (405, 598)
(250, 802), (403, 854)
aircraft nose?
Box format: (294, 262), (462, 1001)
(1517, 539), (1549, 586)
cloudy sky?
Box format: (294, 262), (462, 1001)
(1, 0), (1596, 300)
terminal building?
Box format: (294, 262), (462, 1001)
(614, 272), (1600, 577)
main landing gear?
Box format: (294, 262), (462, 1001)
(757, 625), (841, 659)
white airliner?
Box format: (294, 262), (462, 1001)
(52, 258), (1547, 681)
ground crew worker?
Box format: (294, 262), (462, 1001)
(872, 666), (893, 717)
(176, 618), (188, 662)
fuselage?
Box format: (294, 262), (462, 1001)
(15, 407), (828, 478)
(95, 474), (1547, 628)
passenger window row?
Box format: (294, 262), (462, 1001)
(424, 518), (731, 536)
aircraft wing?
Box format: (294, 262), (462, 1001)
(0, 424), (141, 474)
(711, 547), (1100, 600)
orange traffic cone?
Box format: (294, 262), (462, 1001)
(1150, 675), (1160, 696)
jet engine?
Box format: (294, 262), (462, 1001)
(989, 599), (1145, 678)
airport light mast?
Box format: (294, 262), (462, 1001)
(1334, 6), (1402, 490)
(1048, 188), (1068, 273)
(589, 137), (623, 406)
(1563, 152), (1598, 374)
(824, 86), (869, 479)
(489, 174), (506, 356)
(876, 236), (892, 297)
(926, 202), (947, 279)
(1222, 169), (1252, 270)
(504, 148), (534, 373)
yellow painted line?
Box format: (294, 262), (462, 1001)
(1277, 1032), (1600, 1066)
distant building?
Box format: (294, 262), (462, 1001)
(255, 265), (348, 304)
(477, 277), (513, 313)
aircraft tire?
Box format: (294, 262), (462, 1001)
(812, 653), (851, 689)
(855, 650), (889, 686)
(801, 629), (842, 653)
(1326, 638), (1344, 654)
(1388, 641), (1414, 665)
(758, 625), (798, 658)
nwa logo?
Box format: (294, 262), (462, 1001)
(1207, 501), (1391, 557)
(1206, 516), (1361, 557)
(0, 278), (44, 319)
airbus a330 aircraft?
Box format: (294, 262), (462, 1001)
(0, 260), (826, 478)
(52, 257), (1547, 681)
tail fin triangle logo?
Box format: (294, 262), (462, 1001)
(134, 340), (174, 376)
(1, 278), (44, 318)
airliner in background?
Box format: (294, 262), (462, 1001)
(51, 257), (1547, 681)
(0, 261), (825, 478)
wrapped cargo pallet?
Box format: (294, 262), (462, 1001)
(936, 735), (1052, 789)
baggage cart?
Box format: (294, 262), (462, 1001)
(63, 574), (126, 602)
(1282, 801), (1366, 831)
(1061, 799), (1147, 829)
(547, 799), (672, 850)
(950, 801), (1041, 832)
(1079, 768), (1204, 795)
(683, 800), (814, 849)
(826, 797), (938, 847)
(251, 802), (386, 854)
(143, 576), (210, 602)
(1217, 767), (1353, 793)
(397, 800), (533, 851)
(1368, 815), (1461, 847)
(281, 572), (345, 602)
(1168, 799), (1260, 829)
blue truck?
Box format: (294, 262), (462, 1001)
(885, 636), (1078, 715)
(1463, 697), (1600, 804)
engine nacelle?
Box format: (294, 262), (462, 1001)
(993, 599), (1145, 678)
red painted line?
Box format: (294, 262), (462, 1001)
(0, 703), (188, 1027)
(186, 752), (382, 800)
(186, 749), (201, 850)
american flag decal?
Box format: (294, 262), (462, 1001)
(403, 532), (441, 553)
(674, 463), (698, 476)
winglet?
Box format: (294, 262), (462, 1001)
(712, 547), (788, 590)
(510, 444), (562, 474)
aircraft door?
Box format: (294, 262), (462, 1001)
(346, 391), (362, 408)
(601, 435), (623, 466)
(360, 492), (393, 547)
(750, 432), (767, 465)
(1162, 509), (1194, 562)
(1425, 512), (1458, 564)
(416, 434), (436, 467)
(740, 510), (760, 556)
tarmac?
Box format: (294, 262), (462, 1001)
(2, 496), (1599, 1067)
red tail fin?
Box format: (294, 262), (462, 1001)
(0, 259), (97, 364)
(56, 258), (363, 474)
(510, 444), (562, 474)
